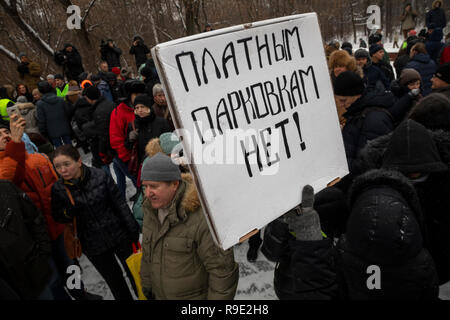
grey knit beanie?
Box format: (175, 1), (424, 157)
(141, 152), (181, 182)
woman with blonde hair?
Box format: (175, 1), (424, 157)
(329, 50), (363, 85)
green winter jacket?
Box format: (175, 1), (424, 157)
(140, 175), (239, 300)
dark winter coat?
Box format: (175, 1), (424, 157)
(389, 80), (421, 125)
(101, 45), (122, 69)
(394, 54), (411, 80)
(426, 1), (447, 29)
(36, 93), (72, 139)
(0, 180), (52, 300)
(405, 53), (437, 96)
(362, 62), (391, 91)
(125, 111), (172, 164)
(73, 96), (94, 132)
(63, 45), (84, 80)
(129, 36), (150, 69)
(83, 96), (116, 158)
(425, 28), (444, 63)
(342, 89), (395, 172)
(336, 169), (439, 300)
(262, 220), (338, 300)
(372, 60), (395, 83)
(261, 187), (349, 300)
(432, 86), (450, 100)
(51, 165), (140, 257)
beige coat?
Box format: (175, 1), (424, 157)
(140, 175), (239, 300)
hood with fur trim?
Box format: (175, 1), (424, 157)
(346, 169), (426, 264)
(432, 0), (443, 9)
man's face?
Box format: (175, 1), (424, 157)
(55, 79), (64, 87)
(335, 95), (361, 113)
(47, 78), (55, 87)
(20, 56), (28, 64)
(66, 46), (73, 52)
(0, 128), (11, 151)
(134, 104), (151, 118)
(17, 85), (26, 95)
(372, 50), (384, 62)
(85, 97), (96, 105)
(432, 75), (449, 89)
(154, 92), (167, 106)
(356, 57), (368, 68)
(100, 63), (108, 72)
(142, 180), (179, 209)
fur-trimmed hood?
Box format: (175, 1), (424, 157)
(145, 137), (162, 158)
(179, 173), (201, 214)
(432, 0), (443, 9)
(346, 169), (426, 264)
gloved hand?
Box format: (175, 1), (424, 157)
(129, 130), (139, 142)
(142, 287), (154, 300)
(17, 64), (30, 75)
(408, 88), (420, 97)
(283, 185), (322, 241)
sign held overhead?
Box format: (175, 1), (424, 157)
(152, 13), (348, 250)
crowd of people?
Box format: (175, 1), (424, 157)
(1, 6), (450, 300)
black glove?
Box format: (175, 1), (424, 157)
(17, 64), (30, 75)
(142, 287), (155, 300)
(283, 185), (322, 241)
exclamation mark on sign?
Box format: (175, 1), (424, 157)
(293, 112), (306, 151)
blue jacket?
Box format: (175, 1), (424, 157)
(36, 93), (72, 139)
(405, 53), (437, 96)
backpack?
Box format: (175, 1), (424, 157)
(0, 180), (52, 299)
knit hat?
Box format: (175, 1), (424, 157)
(141, 152), (181, 182)
(16, 96), (28, 103)
(38, 81), (53, 94)
(133, 94), (152, 108)
(67, 85), (81, 96)
(54, 74), (64, 80)
(369, 33), (382, 45)
(354, 49), (370, 60)
(434, 63), (450, 84)
(140, 66), (153, 79)
(369, 44), (383, 56)
(408, 30), (417, 36)
(111, 67), (121, 76)
(399, 68), (421, 86)
(80, 80), (93, 89)
(382, 119), (448, 174)
(159, 132), (181, 155)
(85, 86), (101, 100)
(409, 93), (450, 131)
(18, 52), (26, 59)
(333, 71), (365, 96)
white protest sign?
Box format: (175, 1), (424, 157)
(152, 13), (348, 250)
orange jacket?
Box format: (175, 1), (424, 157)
(0, 141), (64, 240)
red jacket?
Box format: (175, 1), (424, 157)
(0, 141), (64, 240)
(109, 102), (135, 163)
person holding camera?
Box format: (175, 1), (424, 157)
(129, 35), (150, 70)
(100, 39), (122, 71)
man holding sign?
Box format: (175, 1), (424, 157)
(140, 153), (239, 300)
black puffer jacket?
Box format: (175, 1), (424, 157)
(0, 180), (52, 300)
(73, 97), (94, 132)
(36, 93), (72, 139)
(342, 89), (395, 172)
(125, 111), (172, 164)
(51, 166), (140, 257)
(101, 45), (122, 69)
(129, 36), (150, 69)
(336, 169), (439, 300)
(64, 45), (84, 80)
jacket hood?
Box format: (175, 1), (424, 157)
(345, 89), (396, 117)
(346, 169), (425, 265)
(412, 53), (431, 64)
(145, 137), (163, 158)
(382, 119), (448, 174)
(409, 92), (450, 131)
(14, 103), (35, 115)
(41, 93), (60, 104)
(357, 128), (450, 172)
(432, 0), (443, 9)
